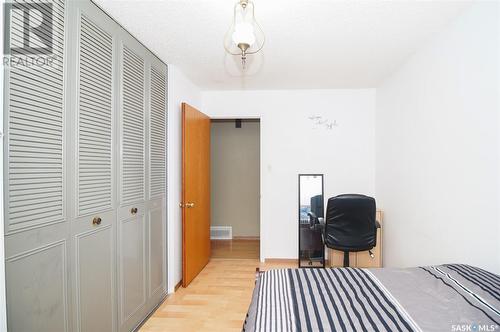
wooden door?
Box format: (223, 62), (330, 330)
(182, 103), (211, 287)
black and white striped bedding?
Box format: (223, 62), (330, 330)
(243, 264), (500, 332)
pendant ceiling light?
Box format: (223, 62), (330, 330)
(224, 0), (265, 69)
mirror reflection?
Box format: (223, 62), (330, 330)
(298, 174), (325, 267)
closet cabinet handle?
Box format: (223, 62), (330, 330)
(131, 207), (138, 215)
(92, 217), (102, 226)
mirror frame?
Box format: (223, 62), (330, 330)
(298, 174), (325, 268)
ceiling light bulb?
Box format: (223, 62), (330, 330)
(231, 22), (256, 47)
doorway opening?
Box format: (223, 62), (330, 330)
(210, 119), (261, 259)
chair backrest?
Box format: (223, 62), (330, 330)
(324, 194), (376, 252)
(310, 195), (324, 218)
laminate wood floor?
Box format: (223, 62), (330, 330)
(211, 239), (260, 259)
(139, 255), (296, 331)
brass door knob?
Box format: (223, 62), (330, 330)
(131, 207), (138, 215)
(185, 202), (195, 208)
(92, 217), (102, 226)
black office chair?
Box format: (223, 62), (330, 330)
(324, 194), (379, 267)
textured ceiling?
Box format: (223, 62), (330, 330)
(94, 0), (471, 90)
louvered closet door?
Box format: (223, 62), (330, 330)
(4, 0), (70, 331)
(7, 0), (65, 231)
(77, 13), (113, 215)
(70, 2), (117, 331)
(147, 63), (167, 310)
(120, 45), (145, 205)
(118, 41), (148, 332)
(149, 65), (166, 200)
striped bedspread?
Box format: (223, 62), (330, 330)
(243, 264), (500, 332)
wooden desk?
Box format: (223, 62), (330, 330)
(327, 210), (383, 268)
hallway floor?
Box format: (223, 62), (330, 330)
(211, 239), (260, 259)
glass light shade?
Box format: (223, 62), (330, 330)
(223, 0), (265, 69)
(231, 22), (256, 47)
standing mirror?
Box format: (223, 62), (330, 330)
(298, 174), (325, 268)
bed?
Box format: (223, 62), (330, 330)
(243, 264), (500, 332)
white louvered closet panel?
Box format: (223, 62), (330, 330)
(77, 15), (113, 215)
(4, 1), (168, 331)
(4, 1), (71, 331)
(149, 66), (166, 199)
(120, 46), (145, 205)
(7, 0), (66, 231)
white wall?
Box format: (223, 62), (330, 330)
(376, 2), (500, 273)
(167, 65), (201, 291)
(203, 89), (376, 260)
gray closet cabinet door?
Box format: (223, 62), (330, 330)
(4, 0), (167, 331)
(120, 45), (146, 206)
(77, 14), (114, 217)
(4, 0), (70, 331)
(5, 226), (70, 332)
(118, 206), (147, 332)
(149, 64), (166, 200)
(69, 2), (118, 331)
(117, 39), (148, 332)
(146, 62), (167, 310)
(147, 199), (166, 308)
(71, 212), (115, 332)
(5, 0), (66, 232)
